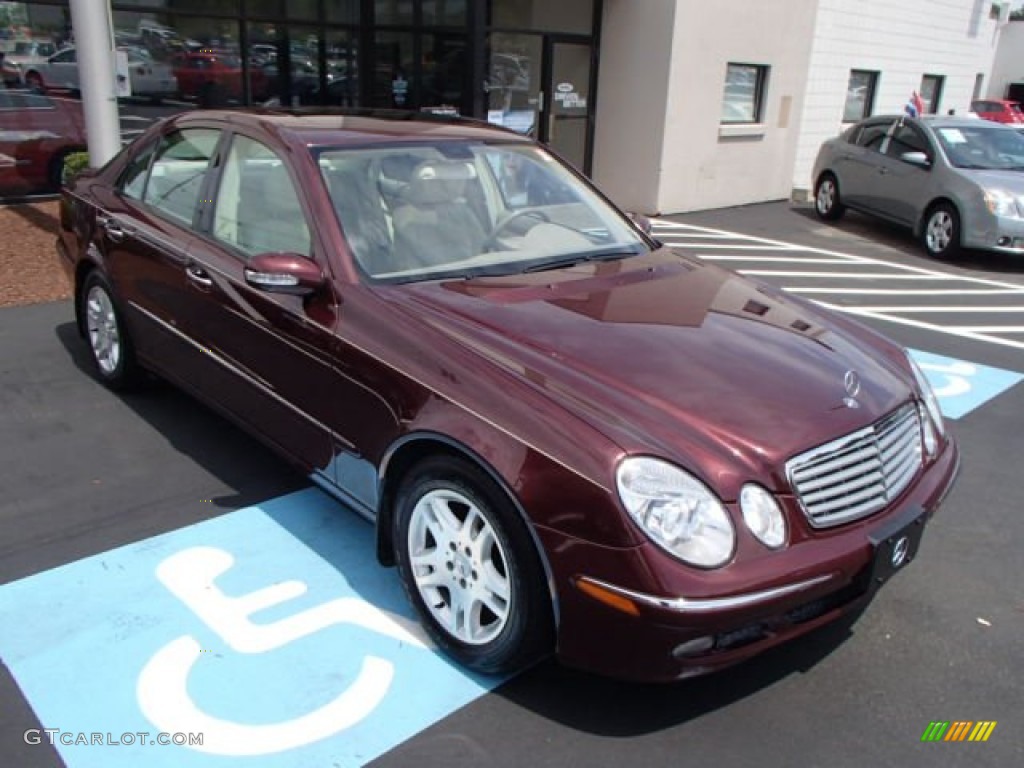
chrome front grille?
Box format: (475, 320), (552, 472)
(786, 403), (923, 528)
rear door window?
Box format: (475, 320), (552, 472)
(143, 128), (221, 226)
(856, 120), (893, 151)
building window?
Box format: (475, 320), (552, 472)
(843, 70), (878, 122)
(920, 74), (945, 114)
(973, 72), (985, 101)
(721, 63), (768, 124)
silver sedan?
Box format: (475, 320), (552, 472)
(812, 114), (1024, 258)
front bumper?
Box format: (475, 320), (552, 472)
(544, 437), (960, 682)
(964, 209), (1024, 254)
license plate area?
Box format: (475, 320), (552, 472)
(867, 505), (927, 590)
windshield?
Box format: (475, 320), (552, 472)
(933, 124), (1024, 170)
(317, 142), (650, 282)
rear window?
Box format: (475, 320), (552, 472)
(0, 91), (54, 110)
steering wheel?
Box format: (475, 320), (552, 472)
(482, 209), (550, 251)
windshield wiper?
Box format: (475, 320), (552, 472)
(523, 249), (639, 273)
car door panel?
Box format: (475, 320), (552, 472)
(839, 120), (894, 209)
(176, 237), (340, 475)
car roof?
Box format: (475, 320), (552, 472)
(862, 113), (1016, 130)
(172, 108), (533, 147)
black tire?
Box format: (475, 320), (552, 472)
(814, 172), (845, 221)
(393, 455), (554, 675)
(47, 148), (73, 191)
(921, 202), (961, 260)
(25, 71), (44, 93)
(198, 81), (226, 108)
(79, 271), (141, 391)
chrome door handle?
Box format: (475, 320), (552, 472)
(99, 215), (127, 242)
(185, 263), (214, 288)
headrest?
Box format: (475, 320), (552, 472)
(379, 153), (421, 181)
(402, 161), (477, 205)
(411, 160), (477, 182)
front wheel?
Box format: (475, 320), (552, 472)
(393, 456), (553, 675)
(814, 173), (845, 221)
(81, 271), (141, 390)
(922, 203), (960, 259)
(24, 71), (44, 92)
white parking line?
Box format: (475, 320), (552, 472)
(787, 288), (1024, 295)
(737, 271), (955, 279)
(653, 220), (1024, 351)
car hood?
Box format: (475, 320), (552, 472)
(390, 249), (914, 496)
(959, 168), (1024, 190)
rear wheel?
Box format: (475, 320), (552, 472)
(393, 456), (554, 675)
(80, 271), (141, 390)
(814, 173), (845, 221)
(922, 203), (960, 260)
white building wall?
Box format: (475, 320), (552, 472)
(591, 0), (678, 214)
(656, 0), (818, 213)
(989, 19), (1024, 99)
(595, 0), (1007, 213)
(793, 0), (1005, 196)
(593, 0), (817, 214)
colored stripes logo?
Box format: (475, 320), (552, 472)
(921, 721), (997, 742)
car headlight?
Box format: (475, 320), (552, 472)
(983, 188), (1023, 218)
(616, 457), (735, 568)
(740, 484), (787, 549)
(907, 353), (945, 442)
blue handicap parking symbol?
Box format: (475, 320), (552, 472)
(908, 348), (1023, 420)
(0, 488), (503, 768)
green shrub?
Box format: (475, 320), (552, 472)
(61, 151), (91, 184)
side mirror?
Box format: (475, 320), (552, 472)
(628, 211), (653, 235)
(244, 252), (325, 296)
(900, 151), (931, 168)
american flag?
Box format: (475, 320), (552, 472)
(904, 91), (925, 117)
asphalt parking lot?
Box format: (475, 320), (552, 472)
(1, 201), (1021, 768)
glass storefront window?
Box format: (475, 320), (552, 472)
(285, 1), (319, 20)
(486, 33), (541, 137)
(489, 0), (593, 34)
(248, 23), (322, 106)
(245, 1), (283, 19)
(421, 33), (465, 112)
(326, 1), (361, 23)
(324, 29), (359, 106)
(371, 31), (413, 107)
(423, 1), (468, 26)
(375, 1), (415, 26)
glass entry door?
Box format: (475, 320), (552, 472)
(485, 35), (594, 174)
(544, 40), (592, 172)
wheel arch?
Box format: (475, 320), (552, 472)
(376, 430), (561, 630)
(73, 256), (100, 337)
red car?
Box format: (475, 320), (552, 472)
(0, 90), (86, 194)
(171, 50), (265, 106)
(56, 110), (959, 682)
(970, 99), (1024, 124)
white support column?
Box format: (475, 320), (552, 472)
(69, 0), (121, 167)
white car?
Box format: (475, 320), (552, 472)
(23, 46), (178, 103)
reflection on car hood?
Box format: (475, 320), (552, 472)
(396, 249), (913, 494)
(960, 168), (1024, 189)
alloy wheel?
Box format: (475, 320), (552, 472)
(86, 285), (121, 376)
(926, 210), (952, 253)
(406, 488), (511, 646)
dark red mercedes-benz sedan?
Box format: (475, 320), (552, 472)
(57, 110), (959, 682)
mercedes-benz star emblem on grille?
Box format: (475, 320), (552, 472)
(891, 535), (910, 568)
(843, 370), (861, 409)
(844, 370), (862, 397)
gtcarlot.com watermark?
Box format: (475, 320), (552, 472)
(25, 729), (204, 747)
